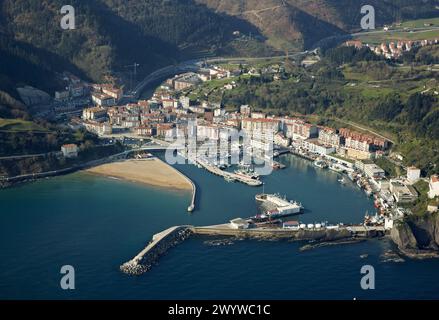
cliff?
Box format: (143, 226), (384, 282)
(390, 213), (439, 258)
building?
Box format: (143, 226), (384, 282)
(172, 73), (201, 91)
(240, 105), (251, 116)
(274, 133), (291, 148)
(251, 112), (266, 119)
(339, 128), (389, 150)
(318, 127), (343, 148)
(428, 175), (439, 199)
(61, 144), (78, 158)
(301, 139), (335, 156)
(390, 180), (418, 203)
(344, 136), (373, 153)
(92, 93), (115, 107)
(241, 118), (280, 138)
(102, 86), (123, 101)
(135, 126), (155, 137)
(345, 40), (363, 49)
(179, 96), (190, 109)
(283, 221), (300, 230)
(196, 124), (221, 141)
(82, 107), (107, 121)
(156, 123), (174, 138)
(162, 99), (178, 109)
(364, 164), (386, 179)
(285, 121), (318, 141)
(100, 122), (113, 135)
(83, 120), (112, 136)
(407, 167), (421, 184)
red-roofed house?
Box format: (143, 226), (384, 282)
(61, 144), (78, 158)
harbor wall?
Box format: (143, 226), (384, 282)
(120, 226), (193, 275)
(120, 224), (386, 276)
(192, 226), (384, 240)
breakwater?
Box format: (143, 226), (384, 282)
(172, 166), (196, 212)
(120, 226), (193, 275)
(121, 223), (386, 275)
(193, 224), (385, 240)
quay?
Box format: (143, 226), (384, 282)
(120, 221), (386, 276)
(289, 149), (316, 161)
(192, 223), (385, 239)
(171, 166), (196, 212)
(193, 158), (262, 187)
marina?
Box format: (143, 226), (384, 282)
(187, 156), (263, 187)
(0, 153), (408, 299)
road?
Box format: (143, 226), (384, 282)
(131, 25), (439, 99)
(332, 118), (396, 145)
(0, 151), (61, 161)
(131, 51), (310, 99)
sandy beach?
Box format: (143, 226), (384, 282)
(86, 159), (192, 191)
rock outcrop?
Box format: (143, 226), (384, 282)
(390, 213), (439, 258)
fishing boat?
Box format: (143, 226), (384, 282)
(254, 193), (303, 220)
(314, 160), (328, 169)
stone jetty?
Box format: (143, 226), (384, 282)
(120, 226), (193, 275)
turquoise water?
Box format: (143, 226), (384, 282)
(0, 154), (439, 299)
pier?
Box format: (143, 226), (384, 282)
(172, 166), (197, 212)
(192, 223), (385, 239)
(193, 158), (262, 187)
(121, 221), (386, 275)
(120, 226), (192, 275)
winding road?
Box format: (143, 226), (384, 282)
(130, 23), (439, 99)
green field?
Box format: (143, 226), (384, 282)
(401, 17), (439, 29)
(356, 29), (439, 45)
(0, 118), (46, 132)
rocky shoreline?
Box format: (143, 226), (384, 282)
(390, 213), (439, 259)
(299, 238), (367, 252)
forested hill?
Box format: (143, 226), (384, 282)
(0, 0), (262, 95)
(197, 0), (439, 50)
(0, 0), (437, 97)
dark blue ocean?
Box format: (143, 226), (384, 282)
(1, 154), (438, 299)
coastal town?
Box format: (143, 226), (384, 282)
(40, 55), (438, 237)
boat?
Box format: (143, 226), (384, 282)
(234, 168), (259, 180)
(338, 177), (346, 184)
(329, 164), (345, 173)
(314, 160), (328, 169)
(255, 193), (303, 219)
(224, 176), (236, 183)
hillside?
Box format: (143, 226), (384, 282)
(0, 0), (437, 101)
(198, 0), (439, 50)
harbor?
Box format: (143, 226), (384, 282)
(120, 220), (386, 276)
(185, 155), (263, 187)
(1, 152), (386, 298)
